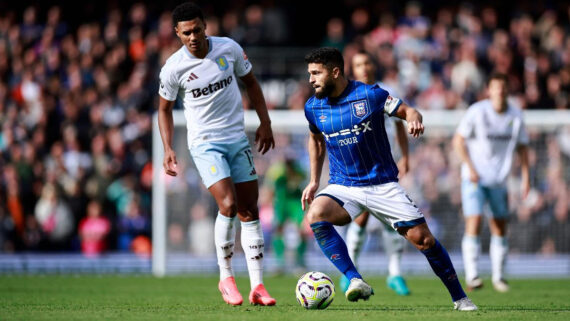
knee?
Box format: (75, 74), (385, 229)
(416, 234), (436, 251)
(306, 207), (327, 225)
(219, 196), (238, 216)
(404, 226), (436, 251)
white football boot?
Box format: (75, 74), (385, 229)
(454, 297), (478, 311)
(345, 278), (374, 302)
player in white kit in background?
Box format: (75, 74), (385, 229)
(453, 73), (530, 293)
(157, 2), (276, 306)
(340, 51), (411, 296)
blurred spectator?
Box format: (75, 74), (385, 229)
(117, 196), (149, 251)
(34, 184), (73, 250)
(79, 200), (111, 257)
(188, 201), (214, 256)
(322, 18), (346, 51)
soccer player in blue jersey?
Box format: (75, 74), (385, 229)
(339, 51), (412, 297)
(301, 47), (477, 311)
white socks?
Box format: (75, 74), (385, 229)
(345, 222), (366, 265)
(383, 228), (404, 277)
(346, 222), (405, 276)
(490, 235), (508, 283)
(462, 235), (480, 282)
(214, 213), (236, 280)
(462, 235), (508, 282)
(241, 219), (265, 289)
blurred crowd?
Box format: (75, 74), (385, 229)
(0, 1), (569, 256)
(319, 1), (570, 111)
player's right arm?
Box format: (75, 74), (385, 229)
(301, 131), (326, 211)
(452, 134), (478, 182)
(453, 108), (479, 183)
(158, 96), (178, 176)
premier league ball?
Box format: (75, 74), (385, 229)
(295, 271), (335, 309)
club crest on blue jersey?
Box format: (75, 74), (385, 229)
(216, 56), (229, 71)
(351, 100), (369, 118)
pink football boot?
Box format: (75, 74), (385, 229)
(218, 277), (243, 306)
(249, 283), (276, 306)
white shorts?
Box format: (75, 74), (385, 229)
(316, 182), (425, 230)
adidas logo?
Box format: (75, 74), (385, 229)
(187, 72), (199, 81)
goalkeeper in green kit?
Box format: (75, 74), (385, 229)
(266, 157), (309, 272)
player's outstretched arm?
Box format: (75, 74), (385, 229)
(394, 120), (410, 176)
(517, 144), (530, 199)
(158, 97), (178, 176)
(393, 103), (424, 138)
(301, 132), (326, 211)
(240, 71), (275, 154)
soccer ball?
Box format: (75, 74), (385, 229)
(295, 271), (335, 309)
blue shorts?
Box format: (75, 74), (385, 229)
(461, 180), (508, 218)
(189, 136), (258, 188)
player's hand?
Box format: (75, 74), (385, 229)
(468, 168), (479, 183)
(255, 122), (275, 155)
(397, 156), (409, 177)
(407, 120), (424, 138)
(163, 148), (178, 176)
(301, 181), (319, 211)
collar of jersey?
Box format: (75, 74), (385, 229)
(326, 80), (354, 104)
(182, 37), (213, 59)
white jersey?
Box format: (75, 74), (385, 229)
(159, 36), (252, 147)
(456, 99), (529, 186)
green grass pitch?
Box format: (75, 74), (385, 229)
(1, 275), (569, 320)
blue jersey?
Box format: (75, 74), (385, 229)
(304, 80), (402, 186)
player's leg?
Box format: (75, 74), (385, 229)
(366, 182), (475, 310)
(306, 185), (373, 302)
(191, 143), (242, 305)
(382, 222), (410, 296)
(230, 137), (275, 305)
(234, 179), (275, 305)
(486, 185), (510, 292)
(288, 199), (307, 269)
(340, 211), (369, 292)
(208, 178), (243, 305)
(399, 223), (475, 310)
(346, 211), (369, 263)
(271, 201), (287, 272)
(461, 180), (485, 290)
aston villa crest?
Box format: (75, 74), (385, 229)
(216, 56), (229, 71)
(351, 100), (369, 118)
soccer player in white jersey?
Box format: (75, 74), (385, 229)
(302, 47), (477, 311)
(157, 2), (276, 306)
(453, 73), (530, 293)
(339, 51), (411, 296)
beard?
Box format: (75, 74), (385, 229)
(315, 78), (335, 99)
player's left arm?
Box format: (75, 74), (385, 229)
(393, 103), (424, 138)
(240, 71), (275, 154)
(517, 144), (530, 199)
(394, 120), (410, 175)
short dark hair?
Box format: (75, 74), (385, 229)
(305, 47), (344, 75)
(488, 72), (508, 85)
(172, 2), (204, 27)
